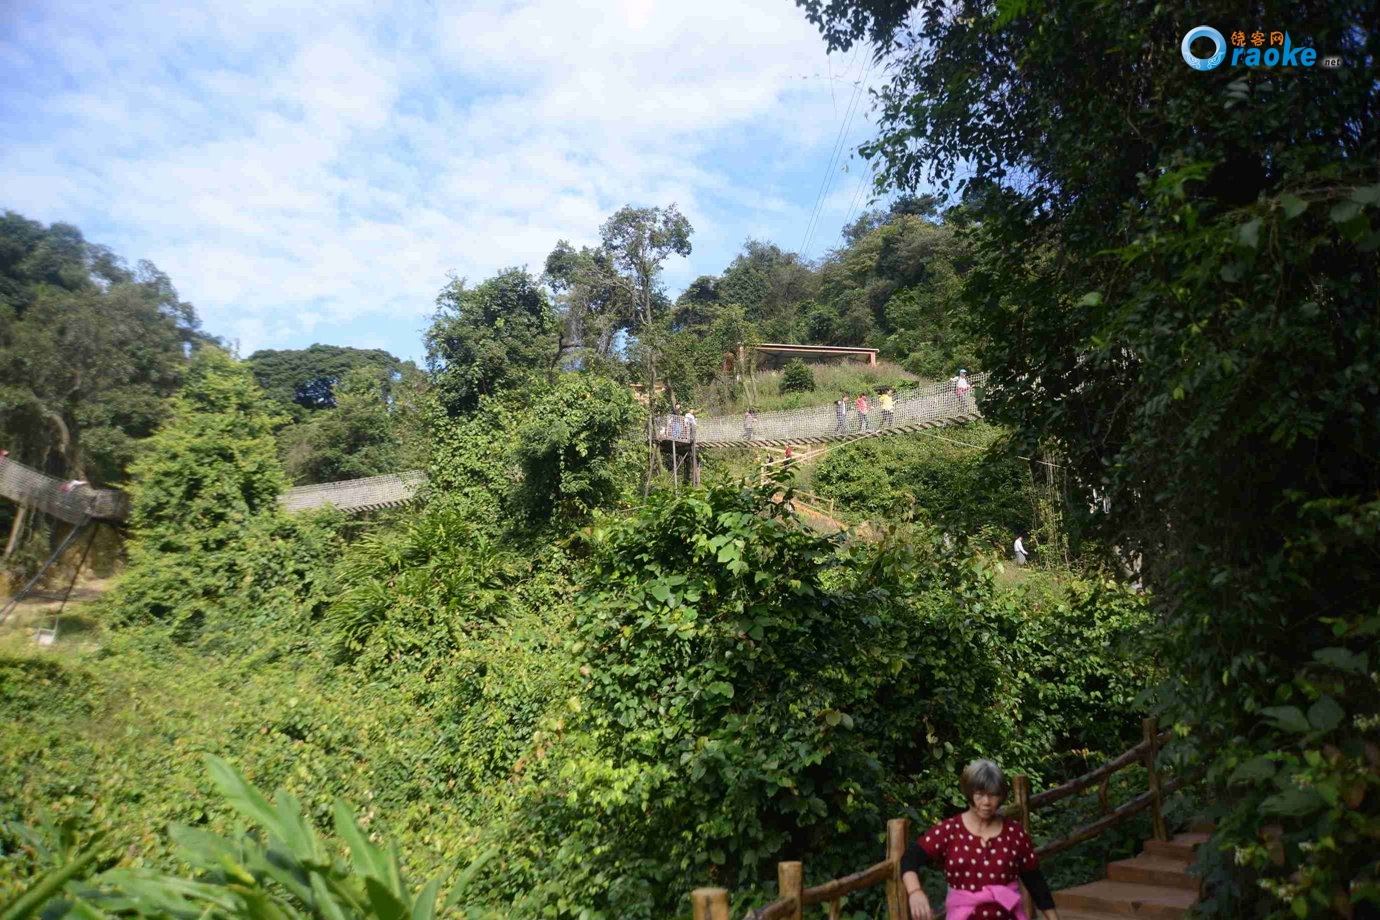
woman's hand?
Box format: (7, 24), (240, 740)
(907, 888), (933, 920)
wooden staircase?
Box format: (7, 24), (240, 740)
(1055, 830), (1208, 919)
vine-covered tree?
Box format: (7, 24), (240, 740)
(106, 349), (334, 638)
(796, 1), (1379, 915)
(425, 268), (560, 415)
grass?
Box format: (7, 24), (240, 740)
(696, 360), (929, 416)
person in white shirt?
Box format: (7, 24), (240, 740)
(1014, 533), (1028, 565)
(954, 369), (972, 404)
(683, 410), (697, 442)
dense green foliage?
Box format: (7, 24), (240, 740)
(427, 269), (561, 416)
(814, 421), (1032, 538)
(798, 0), (1380, 914)
(278, 365), (429, 485)
(245, 344), (410, 416)
(3, 756), (495, 920)
(103, 350), (337, 638)
(0, 212), (202, 486)
(469, 484), (1158, 916)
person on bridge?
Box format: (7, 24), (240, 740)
(902, 760), (1060, 920)
(834, 398), (848, 435)
(855, 393), (871, 431)
(955, 369), (972, 404)
(880, 388), (895, 426)
(744, 408), (758, 441)
(683, 409), (697, 442)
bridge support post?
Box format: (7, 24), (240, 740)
(690, 887), (729, 920)
(3, 503), (28, 559)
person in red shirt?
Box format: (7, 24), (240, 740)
(901, 760), (1060, 920)
(855, 393), (871, 431)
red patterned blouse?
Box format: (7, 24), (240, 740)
(917, 814), (1040, 919)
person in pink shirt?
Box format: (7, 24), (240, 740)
(854, 393), (871, 431)
(901, 760), (1060, 920)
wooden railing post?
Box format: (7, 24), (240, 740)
(886, 818), (910, 919)
(1143, 716), (1167, 841)
(690, 888), (729, 920)
(779, 861), (803, 920)
(1013, 775), (1034, 919)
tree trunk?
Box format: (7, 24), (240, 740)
(4, 504), (29, 560)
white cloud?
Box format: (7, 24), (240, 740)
(0, 0), (887, 357)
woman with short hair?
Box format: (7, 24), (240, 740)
(901, 760), (1060, 920)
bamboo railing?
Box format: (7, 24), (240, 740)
(690, 717), (1183, 920)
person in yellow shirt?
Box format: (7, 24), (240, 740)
(880, 389), (895, 426)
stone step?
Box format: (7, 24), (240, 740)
(1107, 855), (1201, 892)
(1056, 880), (1198, 918)
(1141, 831), (1211, 864)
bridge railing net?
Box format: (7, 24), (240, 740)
(657, 372), (987, 445)
(0, 457), (128, 523)
(276, 471), (425, 514)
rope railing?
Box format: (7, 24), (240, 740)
(276, 471), (425, 514)
(658, 373), (988, 448)
(0, 456), (127, 524)
(0, 455), (424, 521)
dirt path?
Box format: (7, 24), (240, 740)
(0, 574), (115, 649)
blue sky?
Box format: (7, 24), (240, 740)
(0, 0), (898, 364)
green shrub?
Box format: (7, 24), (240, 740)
(813, 422), (1032, 539)
(779, 359), (815, 393)
(2, 756), (497, 920)
(103, 349), (341, 640)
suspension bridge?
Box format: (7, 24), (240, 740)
(1, 374), (987, 524)
(657, 373), (986, 448)
(1, 375), (985, 632)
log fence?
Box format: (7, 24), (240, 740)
(691, 717), (1185, 920)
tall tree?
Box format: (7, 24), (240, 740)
(597, 206), (692, 490)
(797, 1), (1379, 915)
(425, 268), (559, 415)
(104, 348), (330, 638)
(245, 345), (410, 418)
(0, 213), (202, 485)
(543, 241), (633, 366)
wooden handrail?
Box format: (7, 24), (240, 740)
(737, 819), (909, 920)
(1003, 727), (1173, 815)
(801, 859), (892, 905)
(692, 718), (1190, 919)
(1035, 772), (1194, 859)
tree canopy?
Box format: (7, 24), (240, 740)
(426, 268), (560, 416)
(0, 212), (203, 484)
(245, 344), (411, 417)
